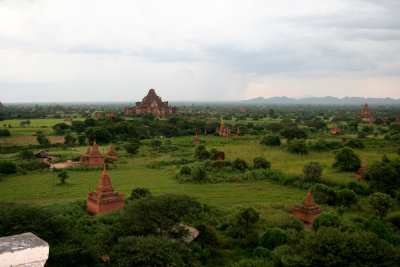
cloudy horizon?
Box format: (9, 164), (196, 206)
(1, 0), (399, 102)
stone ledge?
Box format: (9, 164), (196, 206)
(0, 232), (49, 267)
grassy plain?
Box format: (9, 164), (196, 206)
(0, 118), (397, 211)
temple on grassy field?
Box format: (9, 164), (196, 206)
(124, 89), (179, 118)
(86, 165), (124, 215)
(356, 104), (375, 123)
(216, 121), (232, 138)
(193, 134), (200, 144)
(80, 140), (104, 165)
(293, 191), (322, 224)
(330, 124), (341, 134)
(106, 144), (118, 158)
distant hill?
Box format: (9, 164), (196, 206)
(243, 96), (400, 106)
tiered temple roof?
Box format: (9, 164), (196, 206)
(106, 144), (118, 158)
(330, 124), (341, 134)
(216, 121), (232, 138)
(357, 104), (375, 123)
(80, 140), (104, 165)
(86, 165), (124, 215)
(293, 191), (322, 224)
(124, 89), (179, 118)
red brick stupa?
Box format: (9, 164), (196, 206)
(330, 124), (341, 134)
(86, 165), (124, 215)
(216, 121), (232, 138)
(293, 191), (322, 224)
(357, 104), (375, 123)
(193, 134), (200, 144)
(235, 127), (240, 136)
(355, 158), (367, 179)
(106, 144), (118, 159)
(80, 140), (105, 165)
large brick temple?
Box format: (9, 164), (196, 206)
(86, 165), (124, 215)
(124, 89), (179, 118)
(356, 104), (375, 123)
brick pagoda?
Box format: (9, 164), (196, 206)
(193, 134), (200, 144)
(357, 104), (375, 123)
(124, 89), (179, 118)
(80, 140), (105, 165)
(106, 144), (118, 159)
(86, 165), (124, 215)
(330, 124), (341, 134)
(235, 127), (240, 136)
(293, 191), (322, 224)
(216, 121), (232, 138)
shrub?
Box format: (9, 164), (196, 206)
(64, 134), (77, 144)
(191, 166), (207, 182)
(209, 148), (219, 160)
(346, 181), (369, 196)
(363, 162), (399, 193)
(260, 228), (288, 250)
(18, 161), (49, 171)
(253, 157), (271, 169)
(280, 126), (307, 140)
(336, 188), (357, 206)
(124, 142), (140, 155)
(312, 212), (340, 231)
(253, 247), (272, 259)
(0, 161), (17, 175)
(345, 139), (365, 149)
(19, 149), (34, 160)
(195, 223), (219, 248)
(332, 148), (361, 172)
(57, 170), (69, 184)
(386, 212), (400, 229)
(367, 192), (393, 219)
(195, 145), (210, 160)
(150, 139), (162, 150)
(0, 129), (11, 137)
(232, 158), (248, 172)
(311, 183), (338, 205)
(129, 187), (151, 201)
(260, 134), (281, 146)
(364, 217), (396, 243)
(303, 162), (323, 181)
(234, 207), (260, 234)
(180, 165), (192, 175)
(288, 139), (308, 154)
(207, 160), (231, 169)
(77, 135), (86, 145)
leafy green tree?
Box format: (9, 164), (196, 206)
(64, 134), (76, 144)
(85, 126), (112, 144)
(180, 165), (192, 175)
(363, 162), (399, 193)
(288, 139), (308, 154)
(124, 142), (140, 155)
(129, 187), (151, 201)
(0, 161), (17, 175)
(116, 194), (203, 236)
(195, 223), (220, 248)
(253, 157), (271, 169)
(150, 139), (162, 150)
(280, 126), (307, 140)
(367, 192), (393, 219)
(273, 227), (400, 267)
(260, 228), (288, 250)
(303, 162), (323, 181)
(0, 129), (11, 137)
(36, 133), (50, 146)
(77, 135), (86, 145)
(19, 149), (34, 160)
(260, 134), (281, 146)
(333, 148), (360, 172)
(110, 236), (197, 266)
(191, 166), (207, 182)
(235, 207), (260, 234)
(232, 158), (248, 172)
(57, 170), (69, 184)
(312, 212), (340, 231)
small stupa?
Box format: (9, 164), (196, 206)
(86, 165), (124, 215)
(330, 124), (341, 134)
(80, 140), (105, 165)
(293, 191), (322, 224)
(204, 129), (208, 136)
(106, 144), (118, 158)
(193, 134), (200, 144)
(355, 158), (367, 179)
(235, 127), (240, 136)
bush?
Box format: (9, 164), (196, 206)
(195, 145), (210, 160)
(57, 170), (69, 184)
(180, 165), (192, 175)
(19, 149), (34, 160)
(311, 183), (338, 205)
(0, 129), (11, 137)
(260, 228), (288, 250)
(232, 158), (248, 172)
(346, 181), (369, 196)
(0, 161), (17, 175)
(253, 247), (272, 259)
(345, 139), (365, 149)
(18, 161), (49, 171)
(363, 162), (399, 194)
(129, 188), (151, 201)
(280, 126), (307, 140)
(303, 162), (323, 181)
(312, 212), (339, 231)
(191, 166), (207, 182)
(367, 192), (393, 219)
(260, 134), (281, 146)
(336, 188), (357, 206)
(253, 157), (271, 169)
(288, 139), (308, 154)
(386, 212), (400, 229)
(124, 142), (140, 155)
(333, 148), (360, 172)
(195, 223), (219, 248)
(364, 217), (396, 243)
(77, 135), (86, 145)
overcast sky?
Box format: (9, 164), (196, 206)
(0, 0), (399, 102)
